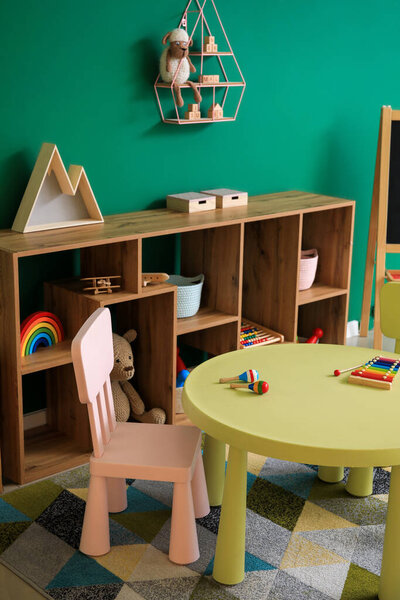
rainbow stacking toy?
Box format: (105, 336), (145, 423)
(347, 356), (400, 390)
(20, 311), (65, 357)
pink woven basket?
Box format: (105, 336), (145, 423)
(299, 249), (318, 290)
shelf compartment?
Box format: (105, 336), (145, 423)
(297, 284), (348, 306)
(297, 295), (348, 345)
(155, 82), (244, 88)
(21, 339), (72, 375)
(180, 320), (239, 356)
(24, 425), (91, 483)
(177, 307), (238, 335)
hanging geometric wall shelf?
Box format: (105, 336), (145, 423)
(154, 0), (245, 125)
(12, 143), (103, 233)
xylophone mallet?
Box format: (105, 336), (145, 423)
(230, 380), (269, 394)
(219, 369), (259, 383)
(334, 356), (380, 376)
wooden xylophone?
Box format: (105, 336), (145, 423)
(347, 356), (400, 390)
(240, 319), (284, 349)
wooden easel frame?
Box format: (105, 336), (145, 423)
(360, 106), (400, 348)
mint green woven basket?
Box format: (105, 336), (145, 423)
(167, 274), (204, 318)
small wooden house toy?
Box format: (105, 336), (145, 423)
(167, 192), (216, 213)
(81, 276), (121, 295)
(208, 103), (223, 119)
(202, 188), (248, 208)
(199, 74), (220, 84)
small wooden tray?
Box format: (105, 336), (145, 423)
(386, 269), (400, 282)
(240, 318), (284, 349)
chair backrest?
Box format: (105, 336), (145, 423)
(380, 282), (400, 353)
(71, 307), (116, 458)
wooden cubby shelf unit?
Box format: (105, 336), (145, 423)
(0, 191), (354, 486)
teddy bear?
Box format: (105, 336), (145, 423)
(160, 28), (202, 108)
(111, 329), (166, 424)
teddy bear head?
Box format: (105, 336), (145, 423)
(110, 330), (137, 382)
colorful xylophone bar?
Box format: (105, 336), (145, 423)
(347, 356), (400, 390)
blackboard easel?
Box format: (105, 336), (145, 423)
(361, 105), (400, 348)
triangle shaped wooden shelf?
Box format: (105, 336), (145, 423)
(12, 143), (103, 233)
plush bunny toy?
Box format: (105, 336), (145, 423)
(111, 329), (166, 424)
(160, 28), (202, 108)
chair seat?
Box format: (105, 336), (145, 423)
(90, 422), (202, 483)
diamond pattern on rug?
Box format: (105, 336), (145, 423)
(2, 522), (75, 588)
(36, 489), (86, 549)
(340, 562), (380, 599)
(0, 456), (392, 599)
(294, 501), (357, 532)
(47, 552), (123, 589)
(247, 477), (305, 530)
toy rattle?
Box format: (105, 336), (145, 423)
(230, 380), (269, 394)
(219, 369), (259, 383)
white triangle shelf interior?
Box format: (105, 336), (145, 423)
(154, 0), (245, 124)
(12, 143), (103, 233)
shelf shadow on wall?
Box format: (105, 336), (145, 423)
(0, 150), (32, 229)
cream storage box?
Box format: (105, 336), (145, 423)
(202, 188), (248, 208)
(167, 192), (216, 213)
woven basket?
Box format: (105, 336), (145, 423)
(299, 249), (318, 290)
(167, 274), (204, 318)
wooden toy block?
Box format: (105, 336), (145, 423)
(212, 44), (218, 52)
(184, 111), (201, 121)
(199, 75), (220, 84)
(167, 192), (216, 213)
(204, 35), (215, 44)
(202, 188), (248, 208)
(203, 44), (213, 53)
(207, 103), (224, 119)
(12, 143), (103, 233)
(188, 104), (199, 112)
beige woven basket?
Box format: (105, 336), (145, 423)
(299, 249), (318, 290)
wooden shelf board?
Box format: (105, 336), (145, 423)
(164, 117), (235, 125)
(175, 412), (194, 426)
(156, 82), (244, 88)
(177, 307), (238, 336)
(297, 283), (348, 305)
(21, 339), (72, 375)
(190, 51), (233, 56)
(24, 426), (91, 483)
(0, 192), (355, 256)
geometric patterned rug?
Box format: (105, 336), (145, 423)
(0, 454), (390, 600)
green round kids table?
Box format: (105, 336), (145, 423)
(182, 343), (400, 599)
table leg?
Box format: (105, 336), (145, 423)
(379, 465), (400, 600)
(318, 466), (344, 483)
(213, 446), (247, 585)
(345, 467), (373, 497)
(202, 434), (226, 506)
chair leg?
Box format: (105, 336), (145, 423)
(169, 481), (199, 564)
(106, 477), (128, 513)
(80, 475), (110, 556)
(191, 454), (210, 518)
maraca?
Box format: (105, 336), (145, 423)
(230, 380), (269, 394)
(219, 369), (259, 383)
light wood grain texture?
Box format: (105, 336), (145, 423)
(176, 307), (238, 336)
(81, 240), (140, 293)
(181, 224), (242, 317)
(298, 295), (348, 345)
(21, 339), (72, 374)
(243, 215), (301, 343)
(12, 143), (103, 233)
(116, 290), (177, 424)
(180, 321), (239, 357)
(0, 252), (24, 484)
(0, 191), (354, 257)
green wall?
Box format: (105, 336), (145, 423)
(2, 0), (400, 322)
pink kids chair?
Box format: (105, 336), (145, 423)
(71, 307), (209, 564)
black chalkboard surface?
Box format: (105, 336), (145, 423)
(387, 121), (400, 243)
